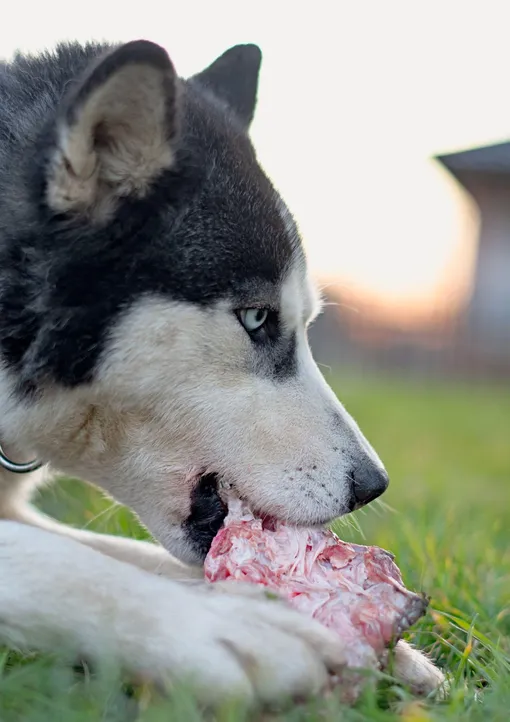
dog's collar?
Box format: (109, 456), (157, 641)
(0, 443), (42, 474)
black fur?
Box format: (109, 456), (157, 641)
(184, 473), (228, 560)
(0, 41), (303, 393)
(191, 44), (262, 128)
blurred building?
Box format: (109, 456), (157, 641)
(309, 139), (510, 380)
(436, 141), (510, 356)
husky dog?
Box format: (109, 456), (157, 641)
(0, 40), (444, 704)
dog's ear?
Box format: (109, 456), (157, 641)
(192, 44), (262, 129)
(46, 40), (178, 220)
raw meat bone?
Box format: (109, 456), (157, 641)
(204, 497), (428, 698)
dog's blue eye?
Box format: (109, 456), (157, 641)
(239, 308), (269, 333)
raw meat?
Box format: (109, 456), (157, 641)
(204, 498), (428, 696)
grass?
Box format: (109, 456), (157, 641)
(1, 372), (509, 721)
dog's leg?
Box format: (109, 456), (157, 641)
(11, 502), (202, 581)
(0, 520), (347, 705)
(392, 640), (447, 697)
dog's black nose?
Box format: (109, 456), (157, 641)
(350, 462), (389, 509)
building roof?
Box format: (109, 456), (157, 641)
(436, 140), (510, 175)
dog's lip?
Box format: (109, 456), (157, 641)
(216, 478), (348, 529)
(258, 496), (358, 528)
(247, 499), (335, 530)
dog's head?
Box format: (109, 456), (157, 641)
(0, 40), (388, 563)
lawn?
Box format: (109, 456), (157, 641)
(1, 373), (509, 721)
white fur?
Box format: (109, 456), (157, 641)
(0, 263), (446, 703)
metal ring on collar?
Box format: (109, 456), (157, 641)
(0, 444), (43, 474)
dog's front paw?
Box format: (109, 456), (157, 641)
(392, 640), (448, 699)
(146, 584), (347, 706)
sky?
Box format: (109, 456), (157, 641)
(2, 0), (510, 321)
